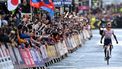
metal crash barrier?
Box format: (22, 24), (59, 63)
(0, 30), (92, 69)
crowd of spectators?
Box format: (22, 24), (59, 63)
(0, 13), (92, 49)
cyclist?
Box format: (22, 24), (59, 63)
(100, 22), (118, 59)
(99, 23), (105, 36)
(99, 17), (107, 36)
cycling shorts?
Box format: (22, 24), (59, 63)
(104, 38), (112, 46)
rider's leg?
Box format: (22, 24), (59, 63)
(109, 39), (112, 56)
(110, 45), (113, 56)
(104, 46), (107, 58)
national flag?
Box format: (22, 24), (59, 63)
(41, 6), (54, 17)
(30, 0), (43, 8)
(43, 0), (54, 10)
(41, 0), (54, 17)
(7, 0), (21, 11)
(30, 0), (54, 10)
(30, 0), (55, 17)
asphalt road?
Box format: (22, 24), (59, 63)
(47, 29), (122, 69)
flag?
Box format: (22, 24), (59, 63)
(30, 0), (54, 10)
(43, 0), (54, 10)
(30, 0), (44, 8)
(30, 0), (55, 17)
(7, 0), (21, 11)
(41, 6), (54, 17)
(41, 0), (54, 17)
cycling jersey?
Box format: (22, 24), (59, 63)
(103, 30), (114, 45)
(104, 30), (114, 39)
